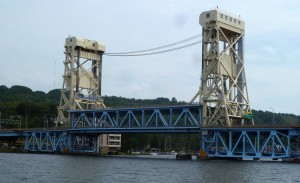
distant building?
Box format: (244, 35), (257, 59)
(100, 134), (121, 153)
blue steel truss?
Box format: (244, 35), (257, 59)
(202, 127), (300, 160)
(24, 130), (68, 152)
(2, 104), (300, 160)
(68, 105), (202, 134)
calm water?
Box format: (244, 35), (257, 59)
(0, 153), (299, 183)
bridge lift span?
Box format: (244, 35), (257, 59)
(0, 9), (299, 161)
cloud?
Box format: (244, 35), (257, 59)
(248, 61), (300, 115)
(261, 46), (275, 54)
(174, 13), (188, 28)
(1, 0), (300, 115)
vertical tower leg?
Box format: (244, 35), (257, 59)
(197, 10), (253, 126)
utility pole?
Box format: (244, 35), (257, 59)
(44, 114), (46, 130)
(270, 107), (275, 125)
(26, 113), (28, 129)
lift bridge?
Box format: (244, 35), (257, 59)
(1, 9), (300, 161)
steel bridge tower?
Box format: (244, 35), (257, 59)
(57, 37), (106, 126)
(198, 10), (253, 126)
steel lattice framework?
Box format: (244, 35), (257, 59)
(202, 127), (300, 160)
(197, 10), (252, 126)
(68, 105), (202, 134)
(57, 37), (106, 126)
(24, 130), (67, 152)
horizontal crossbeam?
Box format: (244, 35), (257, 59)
(67, 127), (201, 134)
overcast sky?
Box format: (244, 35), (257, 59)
(1, 0), (300, 115)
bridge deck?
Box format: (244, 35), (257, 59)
(67, 127), (201, 134)
(0, 128), (66, 137)
(1, 125), (300, 137)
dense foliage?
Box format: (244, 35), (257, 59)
(0, 85), (59, 128)
(1, 85), (300, 152)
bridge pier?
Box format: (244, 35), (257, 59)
(67, 133), (103, 155)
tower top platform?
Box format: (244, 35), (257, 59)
(199, 9), (245, 34)
(65, 36), (106, 52)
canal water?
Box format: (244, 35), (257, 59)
(0, 153), (299, 183)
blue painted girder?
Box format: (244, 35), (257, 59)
(0, 130), (27, 137)
(67, 127), (201, 134)
(201, 128), (300, 160)
(24, 131), (68, 152)
(69, 105), (202, 131)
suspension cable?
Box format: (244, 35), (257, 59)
(105, 40), (201, 56)
(104, 34), (201, 56)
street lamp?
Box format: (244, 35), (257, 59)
(270, 107), (275, 125)
(44, 113), (51, 129)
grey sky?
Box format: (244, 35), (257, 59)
(0, 0), (300, 115)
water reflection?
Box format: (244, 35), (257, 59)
(0, 153), (299, 183)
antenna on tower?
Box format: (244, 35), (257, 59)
(53, 59), (56, 89)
